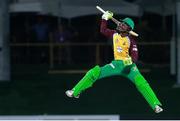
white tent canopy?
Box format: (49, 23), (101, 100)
(59, 0), (141, 18)
(135, 0), (176, 16)
(10, 0), (177, 17)
(10, 2), (43, 12)
(10, 0), (142, 18)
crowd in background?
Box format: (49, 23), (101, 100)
(10, 13), (171, 43)
(10, 13), (171, 65)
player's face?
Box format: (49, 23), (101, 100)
(116, 23), (131, 32)
(120, 31), (129, 37)
(116, 22), (131, 37)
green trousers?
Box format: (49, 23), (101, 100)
(72, 60), (162, 110)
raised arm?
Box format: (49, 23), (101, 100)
(100, 11), (116, 39)
(100, 19), (116, 38)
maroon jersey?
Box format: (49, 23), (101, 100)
(100, 19), (138, 62)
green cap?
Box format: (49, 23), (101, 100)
(122, 17), (134, 30)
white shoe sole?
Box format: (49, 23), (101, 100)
(65, 90), (73, 98)
(65, 90), (80, 98)
(155, 108), (163, 113)
(154, 105), (163, 113)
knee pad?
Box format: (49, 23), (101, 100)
(87, 65), (101, 82)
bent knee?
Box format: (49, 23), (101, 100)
(87, 65), (101, 81)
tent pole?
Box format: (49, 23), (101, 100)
(174, 1), (180, 88)
(0, 0), (10, 81)
(171, 2), (176, 76)
(58, 0), (62, 25)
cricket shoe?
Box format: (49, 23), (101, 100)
(65, 90), (80, 98)
(154, 105), (163, 113)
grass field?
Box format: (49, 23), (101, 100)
(0, 64), (179, 119)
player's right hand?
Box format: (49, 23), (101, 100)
(102, 11), (113, 20)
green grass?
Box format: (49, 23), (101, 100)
(0, 64), (179, 119)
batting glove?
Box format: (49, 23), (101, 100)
(102, 11), (113, 20)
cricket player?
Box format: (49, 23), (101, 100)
(66, 11), (163, 113)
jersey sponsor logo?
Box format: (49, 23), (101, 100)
(117, 47), (123, 53)
(109, 63), (115, 69)
(132, 66), (137, 71)
(133, 48), (138, 51)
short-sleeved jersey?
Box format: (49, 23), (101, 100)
(100, 19), (138, 62)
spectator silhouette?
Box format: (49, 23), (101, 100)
(53, 24), (74, 64)
(31, 16), (50, 63)
(32, 16), (50, 43)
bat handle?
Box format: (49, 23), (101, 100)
(96, 6), (119, 25)
(96, 6), (106, 13)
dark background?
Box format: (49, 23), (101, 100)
(0, 0), (179, 120)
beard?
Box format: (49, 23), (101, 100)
(116, 28), (129, 37)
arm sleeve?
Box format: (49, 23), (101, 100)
(100, 19), (116, 39)
(129, 37), (138, 63)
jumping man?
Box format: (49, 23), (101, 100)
(65, 11), (163, 113)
